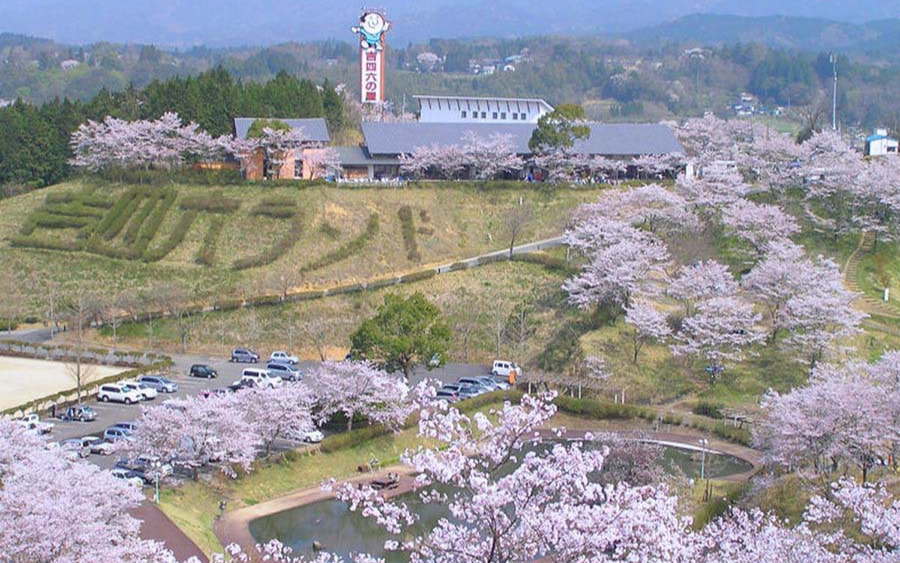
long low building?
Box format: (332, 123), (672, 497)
(336, 121), (684, 180)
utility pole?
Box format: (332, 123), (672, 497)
(830, 53), (838, 131)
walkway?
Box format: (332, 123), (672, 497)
(132, 501), (208, 563)
(842, 231), (900, 336)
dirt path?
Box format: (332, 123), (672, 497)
(132, 501), (208, 563)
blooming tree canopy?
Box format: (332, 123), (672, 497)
(721, 199), (800, 255)
(670, 296), (765, 379)
(667, 260), (738, 316)
(0, 420), (175, 563)
(624, 299), (672, 364)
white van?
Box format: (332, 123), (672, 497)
(491, 360), (522, 382)
(241, 368), (283, 389)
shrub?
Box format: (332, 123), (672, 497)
(448, 261), (470, 272)
(96, 188), (142, 240)
(43, 202), (107, 218)
(9, 234), (83, 252)
(417, 226), (435, 236)
(132, 189), (176, 255)
(289, 290), (327, 302)
(122, 196), (160, 245)
(28, 212), (96, 230)
(195, 216), (225, 266)
(299, 213), (379, 274)
(328, 283), (365, 295)
(397, 205), (419, 261)
(233, 212), (304, 270)
(692, 401), (724, 419)
(143, 209), (199, 262)
(366, 277), (400, 290)
(319, 424), (389, 453)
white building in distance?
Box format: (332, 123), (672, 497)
(414, 95), (553, 124)
(865, 129), (899, 157)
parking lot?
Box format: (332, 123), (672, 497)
(42, 350), (489, 470)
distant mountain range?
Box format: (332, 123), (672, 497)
(0, 0), (897, 47)
(627, 14), (900, 53)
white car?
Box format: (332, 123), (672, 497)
(97, 383), (145, 404)
(83, 436), (114, 455)
(299, 429), (324, 443)
(241, 368), (283, 389)
(491, 360), (522, 380)
(124, 382), (158, 401)
(268, 351), (299, 365)
(110, 468), (145, 488)
(15, 413), (54, 434)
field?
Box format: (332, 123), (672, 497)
(0, 181), (604, 316)
(0, 356), (125, 410)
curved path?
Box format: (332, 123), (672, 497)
(214, 429), (762, 556)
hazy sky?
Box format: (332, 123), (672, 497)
(0, 0), (897, 46)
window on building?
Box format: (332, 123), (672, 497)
(461, 111), (467, 118)
(520, 113), (527, 120)
(492, 112), (498, 119)
(481, 111), (487, 118)
(512, 113), (518, 120)
(501, 112), (507, 119)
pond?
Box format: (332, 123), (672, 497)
(250, 443), (752, 561)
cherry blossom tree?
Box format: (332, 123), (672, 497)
(304, 360), (415, 431)
(667, 260), (738, 317)
(563, 216), (670, 310)
(255, 127), (309, 179)
(670, 296), (765, 381)
(0, 420), (175, 563)
(234, 386), (317, 456)
(400, 143), (467, 180)
(124, 393), (261, 476)
(330, 393), (694, 563)
(301, 146), (342, 180)
(624, 299), (672, 364)
(721, 199), (800, 255)
(580, 184), (699, 235)
(807, 478), (900, 551)
(460, 131), (522, 179)
(676, 162), (752, 214)
(754, 356), (895, 481)
(70, 112), (230, 172)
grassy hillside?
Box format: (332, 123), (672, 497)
(0, 181), (603, 316)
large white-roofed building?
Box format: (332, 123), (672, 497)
(414, 95), (554, 124)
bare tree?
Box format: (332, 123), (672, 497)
(504, 202), (534, 258)
(488, 295), (514, 357)
(301, 316), (349, 361)
(447, 288), (486, 362)
(62, 290), (99, 403)
(153, 283), (196, 353)
(506, 298), (536, 362)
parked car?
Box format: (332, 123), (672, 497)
(266, 362), (302, 382)
(116, 456), (173, 481)
(110, 421), (139, 433)
(491, 360), (522, 380)
(199, 387), (232, 399)
(110, 468), (145, 488)
(60, 438), (89, 459)
(268, 351), (299, 365)
(15, 413), (54, 434)
(241, 368), (282, 389)
(230, 348), (259, 363)
(189, 364), (218, 379)
(476, 375), (508, 391)
(103, 426), (134, 442)
(137, 375), (178, 393)
(434, 390), (459, 403)
(124, 382), (157, 401)
(97, 383), (144, 404)
(228, 379), (256, 393)
(59, 405), (97, 422)
(458, 378), (494, 393)
(298, 429), (324, 443)
(457, 386), (482, 400)
(82, 436), (114, 455)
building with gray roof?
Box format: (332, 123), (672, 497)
(233, 117), (330, 143)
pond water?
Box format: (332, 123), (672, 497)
(250, 444), (752, 561)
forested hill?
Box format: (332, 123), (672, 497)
(628, 14), (900, 53)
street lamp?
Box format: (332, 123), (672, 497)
(152, 460), (161, 504)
